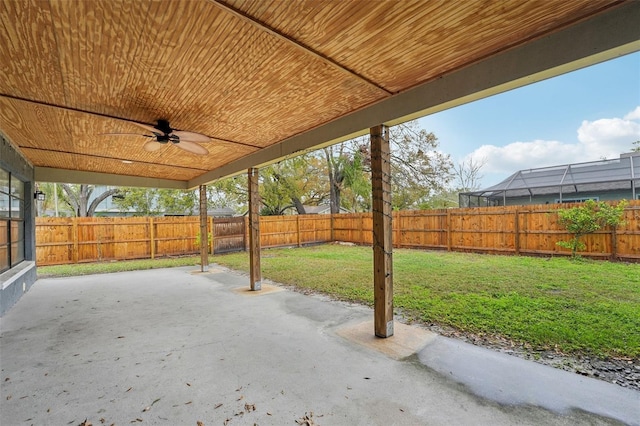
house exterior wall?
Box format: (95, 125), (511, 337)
(0, 134), (36, 316)
(499, 188), (635, 206)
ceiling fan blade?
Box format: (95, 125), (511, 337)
(143, 140), (164, 152)
(175, 140), (209, 155)
(100, 132), (154, 137)
(172, 130), (211, 143)
(133, 122), (163, 135)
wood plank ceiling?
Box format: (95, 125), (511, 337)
(0, 0), (627, 187)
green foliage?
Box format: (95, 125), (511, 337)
(556, 200), (628, 258)
(632, 140), (640, 152)
(113, 187), (198, 216)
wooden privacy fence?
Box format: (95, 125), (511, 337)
(35, 200), (640, 266)
(35, 214), (332, 266)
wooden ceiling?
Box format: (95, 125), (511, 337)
(0, 0), (636, 188)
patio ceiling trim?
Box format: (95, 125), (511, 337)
(187, 1), (640, 190)
(34, 167), (188, 189)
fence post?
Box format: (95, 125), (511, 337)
(446, 210), (452, 251)
(72, 218), (79, 263)
(514, 209), (520, 255)
(296, 215), (301, 247)
(149, 217), (155, 259)
(611, 227), (618, 261)
(209, 216), (214, 255)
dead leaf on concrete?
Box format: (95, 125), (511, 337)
(4, 377), (9, 381)
(99, 418), (105, 424)
(186, 383), (191, 387)
(244, 403), (256, 413)
(142, 407), (150, 412)
(125, 387), (132, 392)
(197, 421), (204, 426)
(236, 395), (243, 401)
(6, 395), (11, 400)
(185, 401), (192, 405)
(223, 418), (231, 425)
(214, 403), (223, 409)
(295, 412), (318, 426)
(78, 419), (92, 426)
(235, 386), (242, 392)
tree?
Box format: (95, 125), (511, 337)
(556, 199), (627, 258)
(388, 122), (453, 210)
(60, 184), (120, 217)
(113, 187), (198, 216)
(452, 157), (486, 192)
(632, 140), (640, 152)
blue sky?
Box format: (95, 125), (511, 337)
(417, 51), (640, 188)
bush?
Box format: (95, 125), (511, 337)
(556, 200), (627, 258)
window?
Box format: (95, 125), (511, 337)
(0, 168), (25, 273)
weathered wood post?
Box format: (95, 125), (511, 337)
(248, 168), (262, 290)
(371, 124), (393, 338)
(199, 185), (208, 272)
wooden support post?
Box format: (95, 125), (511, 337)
(199, 185), (209, 272)
(248, 168), (262, 290)
(371, 124), (393, 338)
(149, 217), (155, 259)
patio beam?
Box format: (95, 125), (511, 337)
(371, 124), (393, 338)
(199, 185), (209, 272)
(248, 168), (262, 291)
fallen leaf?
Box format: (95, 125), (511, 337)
(6, 395), (11, 400)
(142, 407), (150, 412)
(234, 411), (244, 417)
(236, 395), (243, 401)
(235, 386), (242, 392)
(295, 412), (317, 426)
(267, 412), (272, 416)
(151, 398), (161, 406)
(223, 419), (231, 426)
(4, 377), (9, 381)
(117, 336), (125, 339)
(244, 403), (256, 413)
(99, 419), (105, 424)
(78, 419), (92, 426)
(125, 387), (132, 393)
(185, 401), (192, 405)
(197, 421), (204, 426)
(48, 408), (51, 413)
(214, 403), (223, 409)
(399, 408), (404, 412)
(186, 383), (191, 387)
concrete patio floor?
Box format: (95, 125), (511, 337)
(1, 266), (638, 426)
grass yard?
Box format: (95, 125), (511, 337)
(38, 244), (640, 359)
(212, 244), (640, 360)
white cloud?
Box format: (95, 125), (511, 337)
(465, 106), (640, 175)
(624, 106), (640, 120)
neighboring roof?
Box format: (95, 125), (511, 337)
(463, 152), (640, 199)
(207, 207), (237, 217)
(301, 205), (350, 214)
(1, 1), (637, 189)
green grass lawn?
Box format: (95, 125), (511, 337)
(212, 244), (640, 359)
(38, 245), (640, 359)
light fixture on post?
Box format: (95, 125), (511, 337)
(34, 190), (45, 201)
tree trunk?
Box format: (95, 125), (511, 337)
(291, 196), (306, 214)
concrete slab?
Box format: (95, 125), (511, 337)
(231, 283), (284, 296)
(1, 266), (638, 426)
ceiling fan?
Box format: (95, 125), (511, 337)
(105, 119), (211, 155)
